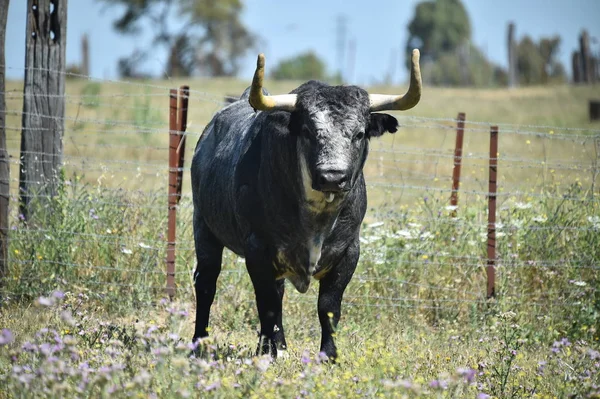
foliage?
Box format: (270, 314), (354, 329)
(271, 52), (328, 81)
(406, 0), (471, 61)
(424, 44), (507, 87)
(2, 176), (599, 397)
(516, 35), (567, 85)
(405, 0), (508, 87)
(96, 0), (255, 77)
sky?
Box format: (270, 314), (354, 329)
(5, 0), (600, 85)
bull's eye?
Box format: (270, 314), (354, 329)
(353, 131), (365, 141)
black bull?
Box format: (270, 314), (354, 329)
(191, 52), (422, 360)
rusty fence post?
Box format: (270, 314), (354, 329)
(487, 126), (498, 298)
(450, 112), (466, 217)
(176, 86), (189, 196)
(166, 86), (190, 299)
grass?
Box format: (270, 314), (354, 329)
(1, 78), (599, 397)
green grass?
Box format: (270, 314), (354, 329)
(1, 79), (599, 397)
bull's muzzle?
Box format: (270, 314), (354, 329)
(313, 168), (349, 193)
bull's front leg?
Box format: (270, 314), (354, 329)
(317, 241), (359, 361)
(245, 234), (281, 358)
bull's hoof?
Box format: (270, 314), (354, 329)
(256, 335), (278, 359)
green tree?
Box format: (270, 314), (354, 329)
(406, 0), (471, 63)
(271, 52), (328, 81)
(516, 35), (566, 85)
(97, 0), (255, 77)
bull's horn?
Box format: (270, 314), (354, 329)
(369, 49), (422, 112)
(249, 54), (297, 112)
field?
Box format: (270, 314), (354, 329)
(1, 77), (599, 398)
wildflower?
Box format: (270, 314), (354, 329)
(569, 280), (587, 287)
(367, 221), (384, 229)
(532, 215), (547, 223)
(445, 205), (458, 211)
(429, 379), (448, 389)
(38, 296), (54, 306)
(526, 140), (531, 145)
(457, 367), (476, 383)
(121, 248), (133, 255)
(138, 242), (152, 249)
(254, 355), (271, 372)
(477, 393), (491, 399)
(0, 329), (14, 345)
(588, 216), (600, 229)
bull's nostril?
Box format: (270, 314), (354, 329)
(316, 169), (347, 192)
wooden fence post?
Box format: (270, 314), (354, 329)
(487, 126), (498, 298)
(450, 112), (466, 217)
(19, 0), (68, 221)
(166, 86), (189, 299)
(0, 0), (10, 287)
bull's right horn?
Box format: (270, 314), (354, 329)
(249, 54), (297, 112)
(368, 49), (422, 112)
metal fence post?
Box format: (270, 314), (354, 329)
(166, 86), (190, 299)
(450, 112), (466, 217)
(166, 89), (178, 298)
(487, 126), (498, 298)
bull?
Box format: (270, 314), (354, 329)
(191, 49), (422, 360)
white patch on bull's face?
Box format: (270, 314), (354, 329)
(298, 149), (330, 212)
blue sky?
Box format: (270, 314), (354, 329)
(5, 0), (600, 85)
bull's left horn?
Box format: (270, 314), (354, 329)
(249, 54), (297, 112)
(369, 49), (422, 112)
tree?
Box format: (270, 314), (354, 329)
(97, 0), (256, 77)
(271, 52), (328, 81)
(516, 35), (566, 85)
(406, 0), (471, 63)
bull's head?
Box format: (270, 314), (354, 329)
(248, 50), (422, 198)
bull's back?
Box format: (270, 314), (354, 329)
(191, 101), (258, 254)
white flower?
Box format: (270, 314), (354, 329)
(571, 280), (587, 287)
(514, 202), (532, 210)
(445, 205), (458, 211)
(588, 216), (600, 228)
(121, 248), (133, 255)
(394, 230), (415, 239)
(138, 242), (152, 249)
(420, 232), (434, 240)
(367, 221), (385, 229)
(532, 216), (547, 223)
(408, 223), (422, 229)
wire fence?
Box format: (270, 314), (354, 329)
(1, 68), (599, 317)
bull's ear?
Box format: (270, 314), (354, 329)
(368, 113), (398, 138)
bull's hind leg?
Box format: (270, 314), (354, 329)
(244, 234), (281, 358)
(317, 242), (359, 361)
(192, 216), (224, 344)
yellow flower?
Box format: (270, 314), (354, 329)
(422, 255), (428, 260)
(526, 140), (531, 144)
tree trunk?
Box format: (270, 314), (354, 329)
(0, 0), (10, 286)
(19, 0), (68, 221)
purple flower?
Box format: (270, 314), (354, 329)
(52, 290), (65, 299)
(429, 379), (448, 389)
(477, 393), (491, 399)
(204, 380), (221, 391)
(0, 329), (14, 345)
(457, 367), (476, 383)
(38, 296), (54, 306)
(301, 351), (311, 364)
